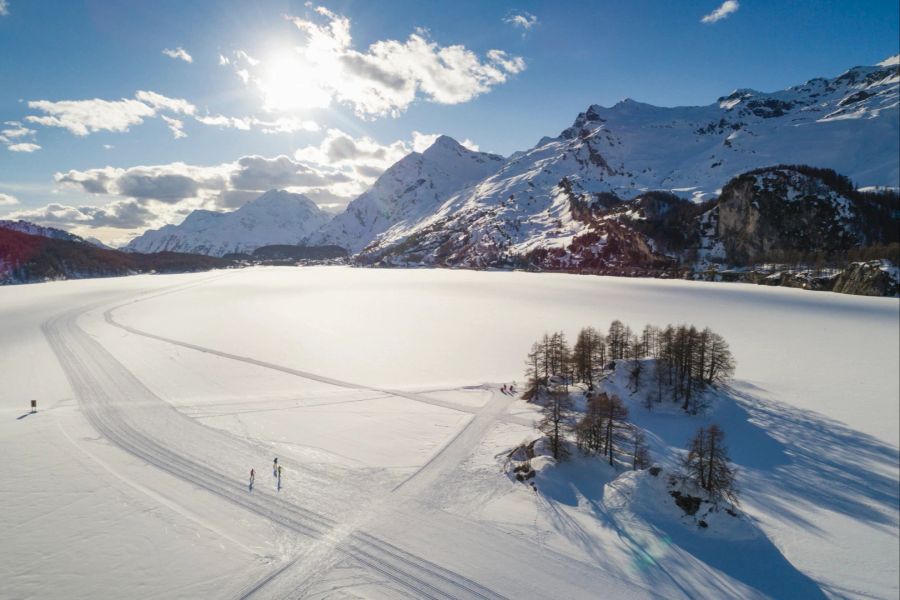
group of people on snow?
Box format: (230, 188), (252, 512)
(247, 458), (282, 492)
(500, 383), (517, 395)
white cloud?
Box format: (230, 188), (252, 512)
(26, 91), (195, 136)
(161, 116), (187, 139)
(2, 121), (35, 139)
(701, 1), (739, 23)
(33, 128), (481, 235)
(195, 113), (319, 133)
(7, 200), (155, 230)
(195, 114), (252, 130)
(256, 116), (320, 134)
(134, 90), (195, 115)
(8, 143), (41, 152)
(218, 54), (230, 66)
(0, 1), (8, 17)
(1, 121), (40, 152)
(294, 128), (409, 179)
(27, 98), (155, 135)
(0, 192), (19, 206)
(504, 12), (538, 30)
(162, 47), (193, 63)
(225, 6), (525, 118)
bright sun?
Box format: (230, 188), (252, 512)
(259, 52), (331, 112)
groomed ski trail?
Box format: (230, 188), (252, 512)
(43, 304), (507, 600)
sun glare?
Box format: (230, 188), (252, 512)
(259, 52), (331, 111)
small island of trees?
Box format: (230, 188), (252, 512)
(521, 319), (739, 505)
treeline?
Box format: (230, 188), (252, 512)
(525, 320), (735, 414)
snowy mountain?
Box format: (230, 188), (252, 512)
(311, 136), (505, 252)
(359, 164), (899, 294)
(126, 189), (332, 256)
(358, 56), (899, 266)
(0, 219), (84, 243)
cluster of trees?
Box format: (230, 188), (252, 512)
(521, 321), (740, 503)
(526, 320), (735, 414)
(681, 424), (738, 505)
(574, 392), (649, 469)
(536, 383), (649, 470)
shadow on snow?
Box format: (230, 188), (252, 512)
(531, 380), (898, 599)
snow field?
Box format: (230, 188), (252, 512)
(1, 266), (897, 599)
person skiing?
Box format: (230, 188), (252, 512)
(249, 468), (255, 491)
(273, 457), (278, 477)
(501, 384), (507, 394)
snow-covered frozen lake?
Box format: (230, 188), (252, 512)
(1, 266), (897, 599)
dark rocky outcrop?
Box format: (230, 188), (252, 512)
(832, 261), (899, 296)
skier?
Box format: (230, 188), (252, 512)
(273, 457), (278, 477)
(249, 468), (255, 491)
(501, 384), (507, 394)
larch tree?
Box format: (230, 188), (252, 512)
(681, 424), (738, 504)
(538, 387), (573, 460)
(524, 341), (544, 400)
(596, 393), (630, 465)
(631, 427), (651, 470)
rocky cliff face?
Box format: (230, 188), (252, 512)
(832, 261), (899, 296)
(711, 167), (865, 265)
(358, 164), (899, 295)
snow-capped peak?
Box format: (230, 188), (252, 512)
(126, 189), (331, 256)
(422, 135), (467, 156)
(877, 54), (900, 68)
(356, 56), (898, 267)
(311, 137), (505, 252)
(247, 188), (320, 210)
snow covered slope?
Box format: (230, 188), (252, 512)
(312, 136), (505, 252)
(0, 219), (84, 242)
(126, 189), (331, 256)
(359, 56), (899, 266)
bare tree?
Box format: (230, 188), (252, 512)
(538, 387), (573, 460)
(705, 332), (735, 385)
(524, 341), (543, 401)
(681, 424), (738, 504)
(607, 320), (628, 361)
(628, 359), (644, 394)
(572, 327), (602, 387)
(575, 394), (604, 455)
(596, 393), (629, 465)
(631, 427), (651, 470)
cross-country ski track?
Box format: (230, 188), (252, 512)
(41, 279), (655, 600)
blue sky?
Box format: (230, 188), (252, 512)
(0, 0), (897, 243)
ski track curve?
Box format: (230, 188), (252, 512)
(102, 291), (534, 428)
(42, 301), (508, 600)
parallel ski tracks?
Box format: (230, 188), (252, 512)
(43, 306), (506, 600)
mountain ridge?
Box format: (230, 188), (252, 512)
(126, 189), (331, 256)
